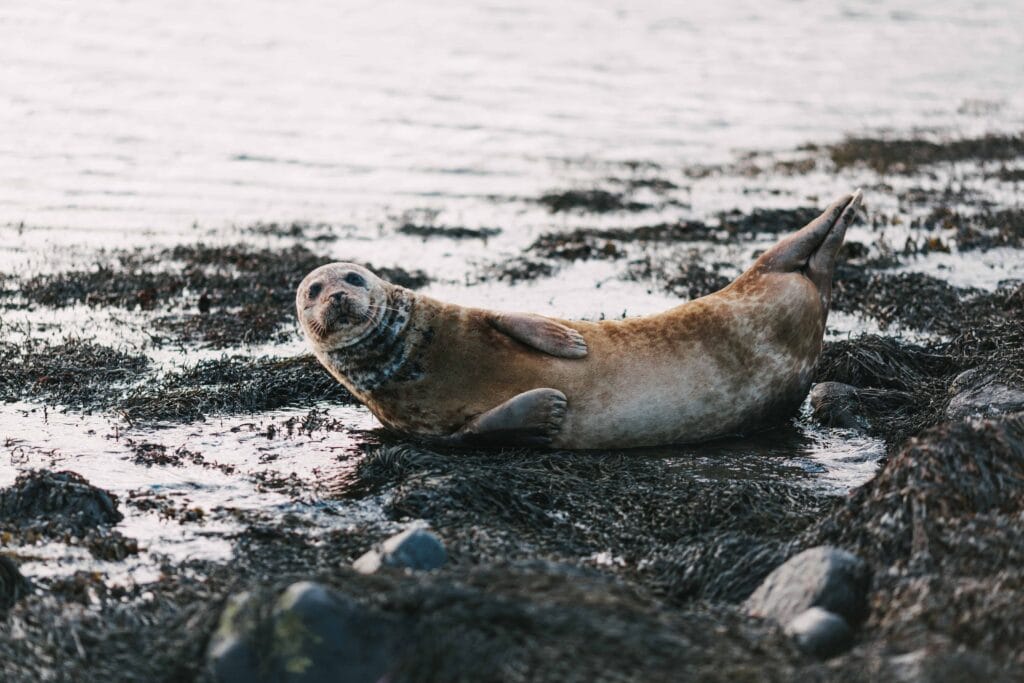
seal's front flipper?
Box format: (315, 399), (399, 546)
(442, 388), (568, 447)
(488, 313), (588, 359)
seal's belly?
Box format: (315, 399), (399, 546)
(554, 347), (813, 448)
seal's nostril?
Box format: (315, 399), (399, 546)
(330, 291), (346, 303)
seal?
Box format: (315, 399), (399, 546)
(297, 190), (862, 449)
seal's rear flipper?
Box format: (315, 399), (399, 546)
(439, 388), (568, 447)
(753, 190), (863, 307)
(488, 312), (588, 359)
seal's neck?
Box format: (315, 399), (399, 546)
(323, 287), (426, 394)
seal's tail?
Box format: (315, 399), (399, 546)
(752, 189), (863, 307)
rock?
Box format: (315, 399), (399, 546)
(809, 382), (863, 429)
(744, 546), (870, 626)
(946, 369), (1024, 421)
(784, 607), (852, 658)
(0, 470), (122, 532)
(886, 647), (1009, 683)
(809, 381), (913, 431)
(0, 554), (31, 609)
(208, 581), (404, 683)
(207, 592), (261, 682)
(353, 528), (447, 574)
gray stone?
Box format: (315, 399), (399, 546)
(886, 647), (1008, 683)
(208, 581), (404, 683)
(207, 592), (261, 682)
(784, 607), (853, 658)
(353, 527), (447, 574)
(809, 382), (863, 429)
(744, 545), (870, 626)
(946, 369), (1024, 421)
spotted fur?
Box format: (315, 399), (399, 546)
(297, 191), (862, 448)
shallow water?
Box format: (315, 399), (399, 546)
(1, 0), (1023, 578)
(2, 0), (1023, 232)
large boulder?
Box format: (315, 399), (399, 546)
(208, 581), (405, 683)
(946, 369), (1024, 421)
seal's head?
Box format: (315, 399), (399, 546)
(296, 262), (389, 350)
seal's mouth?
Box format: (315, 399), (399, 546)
(307, 317), (330, 340)
(307, 295), (364, 342)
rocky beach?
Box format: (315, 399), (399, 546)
(3, 1), (1024, 680)
(1, 131), (1022, 681)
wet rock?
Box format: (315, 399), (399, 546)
(0, 470), (122, 532)
(0, 555), (31, 609)
(809, 382), (863, 429)
(744, 546), (870, 627)
(809, 381), (914, 431)
(353, 528), (447, 574)
(885, 647), (1012, 683)
(946, 368), (1024, 421)
(208, 581), (402, 683)
(784, 607), (852, 659)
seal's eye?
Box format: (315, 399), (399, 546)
(308, 282), (323, 299)
(344, 272), (366, 288)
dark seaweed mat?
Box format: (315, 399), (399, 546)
(810, 415), (1024, 667)
(11, 243), (428, 348)
(537, 189), (652, 213)
(398, 223), (501, 240)
(119, 354), (355, 423)
(0, 338), (149, 408)
(815, 276), (1024, 447)
(4, 419), (1023, 682)
(827, 132), (1024, 174)
(916, 206), (1024, 252)
(0, 336), (352, 422)
(0, 470), (122, 533)
(528, 207), (821, 261)
(352, 445), (832, 606)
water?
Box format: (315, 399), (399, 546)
(1, 0), (1023, 578)
(2, 0), (1022, 232)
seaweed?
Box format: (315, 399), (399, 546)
(119, 354), (355, 423)
(810, 414), (1024, 663)
(14, 243), (428, 347)
(828, 133), (1024, 174)
(398, 224), (501, 240)
(538, 189), (652, 213)
(0, 338), (149, 408)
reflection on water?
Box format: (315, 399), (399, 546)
(0, 394), (882, 580)
(0, 402), (388, 579)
